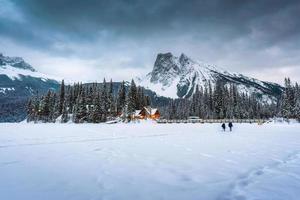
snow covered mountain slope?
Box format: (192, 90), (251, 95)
(0, 53), (59, 82)
(0, 53), (60, 122)
(138, 53), (283, 100)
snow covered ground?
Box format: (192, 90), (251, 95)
(0, 122), (300, 200)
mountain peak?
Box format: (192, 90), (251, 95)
(179, 53), (189, 61)
(138, 52), (283, 100)
(0, 53), (36, 72)
(157, 52), (174, 58)
(150, 52), (181, 86)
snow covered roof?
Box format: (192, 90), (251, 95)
(143, 107), (150, 114)
(150, 108), (158, 115)
(143, 107), (159, 115)
(134, 110), (142, 116)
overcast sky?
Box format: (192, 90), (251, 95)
(1, 0), (300, 84)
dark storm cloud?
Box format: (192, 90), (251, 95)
(5, 0), (300, 44)
(1, 0), (300, 82)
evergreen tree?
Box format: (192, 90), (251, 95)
(59, 80), (65, 114)
(61, 100), (69, 123)
(108, 79), (115, 115)
(117, 81), (126, 114)
(26, 99), (34, 122)
(213, 79), (225, 119)
(294, 82), (300, 120)
(39, 90), (52, 122)
(100, 79), (108, 121)
(74, 91), (87, 123)
(282, 78), (293, 118)
(145, 95), (151, 107)
(89, 92), (102, 123)
(127, 79), (138, 116)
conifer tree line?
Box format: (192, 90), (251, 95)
(163, 78), (300, 120)
(26, 77), (300, 122)
(27, 79), (151, 123)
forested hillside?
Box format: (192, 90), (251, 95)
(27, 79), (157, 123)
(27, 78), (300, 123)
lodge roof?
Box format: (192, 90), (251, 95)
(134, 110), (142, 116)
(134, 107), (159, 117)
(143, 107), (159, 115)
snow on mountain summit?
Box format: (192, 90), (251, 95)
(0, 53), (36, 72)
(138, 52), (283, 100)
(0, 53), (59, 81)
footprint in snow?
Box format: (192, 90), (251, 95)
(220, 151), (300, 200)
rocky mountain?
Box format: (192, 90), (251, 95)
(138, 53), (283, 101)
(0, 53), (60, 122)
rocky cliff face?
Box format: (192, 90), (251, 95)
(138, 52), (283, 100)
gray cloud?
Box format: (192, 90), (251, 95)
(1, 0), (300, 83)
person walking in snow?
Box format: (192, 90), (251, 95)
(221, 123), (226, 131)
(228, 122), (233, 131)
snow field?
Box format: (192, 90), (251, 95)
(0, 122), (299, 200)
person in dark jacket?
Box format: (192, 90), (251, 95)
(228, 122), (233, 131)
(221, 123), (226, 131)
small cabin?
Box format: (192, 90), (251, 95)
(133, 107), (160, 120)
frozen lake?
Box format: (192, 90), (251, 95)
(0, 122), (300, 200)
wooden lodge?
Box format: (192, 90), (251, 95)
(133, 107), (160, 120)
